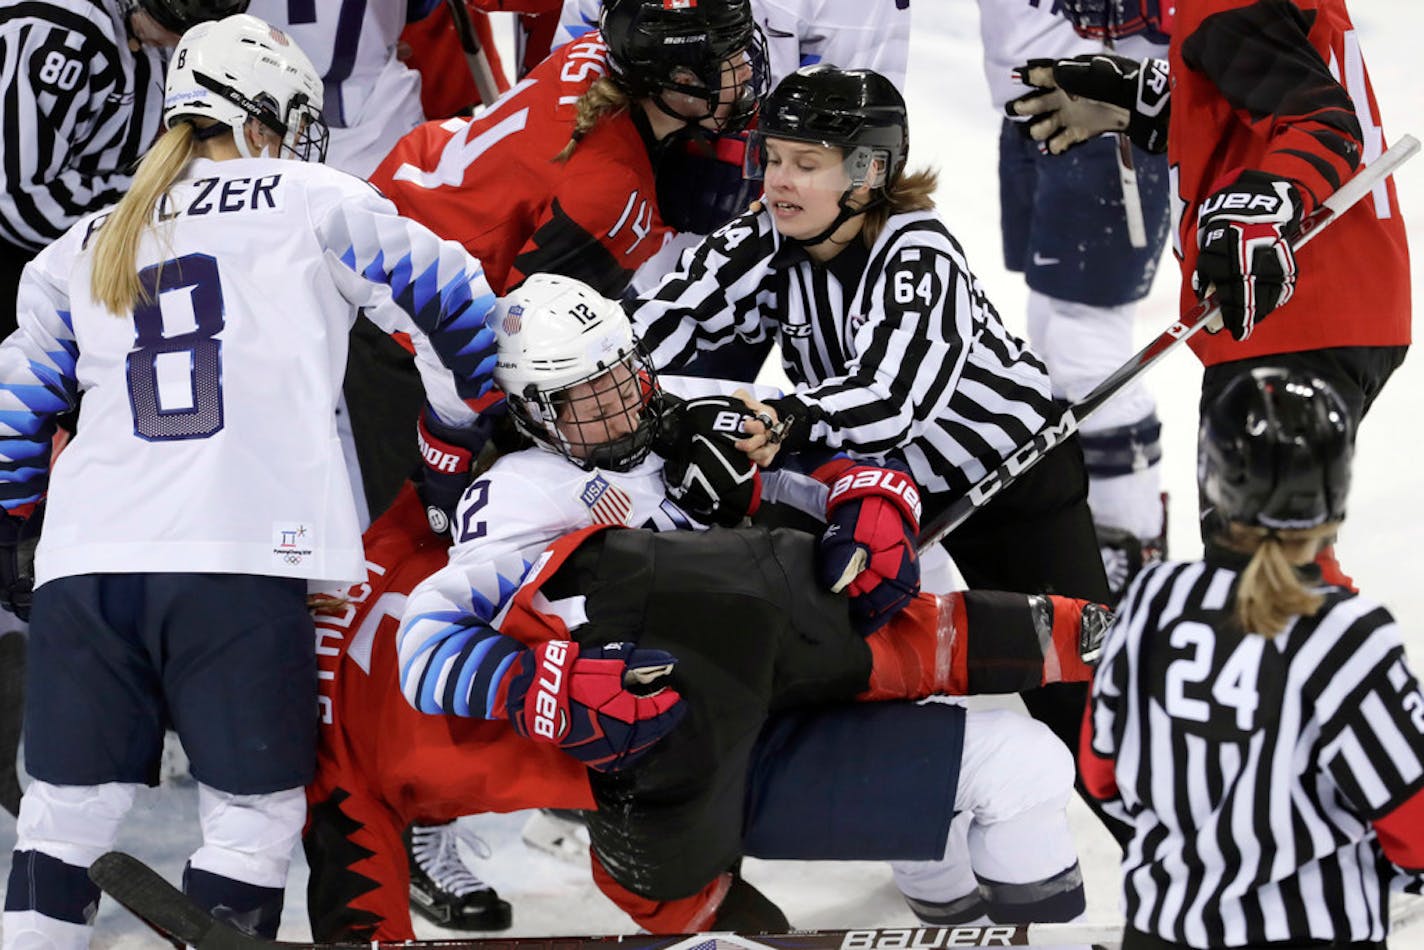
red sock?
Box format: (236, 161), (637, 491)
(590, 851), (730, 933)
(859, 593), (968, 701)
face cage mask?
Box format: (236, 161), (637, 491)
(510, 357), (664, 473)
(282, 97), (329, 163)
(650, 28), (769, 135)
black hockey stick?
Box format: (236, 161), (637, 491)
(916, 133), (1421, 555)
(445, 0), (502, 108)
(90, 851), (1125, 948)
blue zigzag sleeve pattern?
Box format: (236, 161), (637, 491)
(397, 553), (537, 718)
(323, 200), (500, 403)
(0, 282), (80, 510)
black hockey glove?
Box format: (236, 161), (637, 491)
(657, 394), (762, 527)
(416, 403), (502, 535)
(0, 504), (43, 623)
(1007, 54), (1170, 155)
(1193, 170), (1303, 341)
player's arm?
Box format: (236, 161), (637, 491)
(0, 238), (82, 512)
(315, 178), (500, 410)
(747, 243), (971, 463)
(1317, 613), (1424, 872)
(626, 210), (779, 371)
(0, 18), (135, 249)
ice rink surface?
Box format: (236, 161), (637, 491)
(1, 0), (1422, 944)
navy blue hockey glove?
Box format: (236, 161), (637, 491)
(493, 640), (686, 773)
(1008, 54), (1170, 155)
(816, 460), (922, 634)
(416, 403), (502, 535)
(0, 504), (42, 623)
(658, 394), (762, 527)
(1193, 170), (1303, 341)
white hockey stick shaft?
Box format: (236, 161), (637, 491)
(917, 133), (1421, 555)
(1116, 133), (1149, 248)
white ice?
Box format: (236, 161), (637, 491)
(3, 0), (1423, 944)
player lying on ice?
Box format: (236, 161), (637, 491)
(305, 274), (1111, 941)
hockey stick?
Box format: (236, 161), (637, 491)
(90, 851), (1124, 948)
(916, 133), (1421, 555)
(445, 0), (502, 108)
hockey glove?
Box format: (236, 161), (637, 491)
(1007, 55), (1170, 155)
(744, 394), (816, 468)
(1193, 171), (1303, 341)
(416, 404), (499, 535)
(658, 395), (762, 527)
(0, 505), (42, 623)
(817, 461), (922, 634)
(494, 640), (686, 772)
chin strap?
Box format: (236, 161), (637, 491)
(784, 189), (887, 250)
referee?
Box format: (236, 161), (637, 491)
(0, 0), (247, 337)
(1083, 368), (1424, 950)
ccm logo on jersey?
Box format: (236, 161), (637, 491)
(829, 469), (922, 521)
(533, 640), (571, 741)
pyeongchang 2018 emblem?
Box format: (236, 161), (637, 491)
(272, 522), (314, 569)
(581, 475), (633, 525)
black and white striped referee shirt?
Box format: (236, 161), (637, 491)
(1, 1), (166, 251)
(629, 208), (1056, 497)
(1085, 552), (1424, 947)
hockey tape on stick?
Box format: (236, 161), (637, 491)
(445, 0), (502, 107)
(916, 133), (1422, 555)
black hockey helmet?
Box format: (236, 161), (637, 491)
(135, 0), (251, 35)
(1198, 368), (1354, 531)
(750, 65), (910, 191)
(601, 0), (767, 132)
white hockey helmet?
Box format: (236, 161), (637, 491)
(163, 14), (328, 162)
(494, 273), (664, 472)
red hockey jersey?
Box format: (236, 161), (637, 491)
(1168, 0), (1411, 366)
(369, 31), (672, 298)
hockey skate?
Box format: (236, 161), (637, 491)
(405, 821), (512, 931)
(519, 808), (590, 865)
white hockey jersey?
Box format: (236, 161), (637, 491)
(976, 0), (1166, 109)
(1, 156), (497, 588)
(243, 0), (437, 177)
(554, 0), (911, 89)
(396, 389), (832, 715)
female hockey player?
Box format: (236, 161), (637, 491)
(1082, 368), (1424, 950)
(303, 273), (1106, 940)
(368, 0), (767, 301)
(627, 65), (1113, 792)
(0, 14), (501, 946)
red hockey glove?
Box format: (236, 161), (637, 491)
(493, 640), (686, 772)
(1193, 170), (1303, 341)
(658, 395), (762, 527)
(817, 461), (922, 634)
(416, 404), (497, 535)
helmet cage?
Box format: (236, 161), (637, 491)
(645, 27), (768, 133)
(506, 352), (664, 473)
(191, 72), (328, 162)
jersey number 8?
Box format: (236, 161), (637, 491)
(125, 254), (226, 442)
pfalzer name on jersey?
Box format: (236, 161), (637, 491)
(80, 174), (286, 250)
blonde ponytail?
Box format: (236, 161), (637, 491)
(90, 123), (199, 315)
(554, 77), (629, 163)
(1223, 522), (1339, 637)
